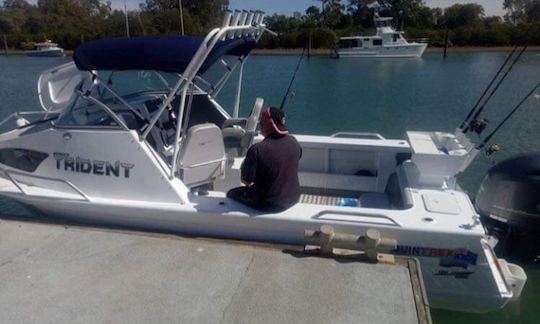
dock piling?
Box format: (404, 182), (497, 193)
(2, 34), (7, 56)
(307, 31), (312, 58)
(443, 28), (449, 58)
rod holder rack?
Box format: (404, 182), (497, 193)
(222, 9), (266, 40)
(304, 225), (397, 262)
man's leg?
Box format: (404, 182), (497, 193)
(227, 186), (260, 209)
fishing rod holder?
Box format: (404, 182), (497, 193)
(304, 225), (397, 262)
(468, 118), (489, 135)
(222, 10), (266, 40)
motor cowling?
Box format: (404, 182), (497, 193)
(477, 153), (540, 228)
(476, 153), (540, 262)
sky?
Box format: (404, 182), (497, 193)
(227, 0), (506, 17)
(26, 1), (507, 17)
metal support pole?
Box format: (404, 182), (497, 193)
(170, 87), (189, 179)
(179, 0), (185, 35)
(233, 58), (245, 118)
(124, 0), (130, 38)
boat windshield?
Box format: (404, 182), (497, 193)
(55, 70), (179, 129)
(98, 70), (177, 99)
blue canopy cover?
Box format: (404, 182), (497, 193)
(73, 35), (256, 75)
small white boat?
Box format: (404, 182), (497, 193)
(26, 40), (64, 57)
(333, 14), (427, 58)
(0, 9), (526, 313)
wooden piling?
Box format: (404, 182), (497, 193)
(443, 28), (449, 58)
(307, 31), (312, 58)
(2, 34), (8, 56)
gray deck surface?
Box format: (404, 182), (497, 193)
(0, 219), (420, 324)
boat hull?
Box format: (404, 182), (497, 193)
(335, 43), (427, 58)
(3, 192), (512, 314)
(26, 49), (65, 57)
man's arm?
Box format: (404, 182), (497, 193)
(241, 146), (257, 186)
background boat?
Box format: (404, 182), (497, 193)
(25, 41), (64, 57)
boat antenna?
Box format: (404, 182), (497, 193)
(477, 79), (540, 150)
(279, 45), (307, 111)
(461, 45), (528, 133)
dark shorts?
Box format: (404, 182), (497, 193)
(227, 187), (287, 213)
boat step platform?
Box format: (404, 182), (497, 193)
(0, 217), (431, 324)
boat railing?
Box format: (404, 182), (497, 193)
(138, 9), (271, 180)
(408, 38), (430, 44)
(331, 132), (386, 140)
(0, 111), (58, 134)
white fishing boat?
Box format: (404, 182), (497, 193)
(26, 40), (64, 57)
(333, 14), (427, 58)
(0, 10), (527, 313)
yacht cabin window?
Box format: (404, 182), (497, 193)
(373, 39), (383, 46)
(338, 39), (358, 49)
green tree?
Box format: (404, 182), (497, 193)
(140, 0), (228, 35)
(443, 3), (484, 29)
(306, 5), (321, 25)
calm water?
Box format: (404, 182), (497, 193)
(1, 53), (539, 323)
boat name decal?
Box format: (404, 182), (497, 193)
(53, 153), (134, 178)
(393, 245), (478, 267)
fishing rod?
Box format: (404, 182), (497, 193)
(279, 45), (307, 111)
(477, 80), (540, 150)
(459, 45), (518, 130)
(462, 45), (528, 134)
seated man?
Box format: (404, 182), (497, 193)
(227, 107), (302, 212)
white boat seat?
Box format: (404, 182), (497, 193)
(177, 123), (226, 188)
(222, 97), (264, 157)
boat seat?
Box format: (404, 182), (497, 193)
(222, 97), (264, 157)
(177, 123), (226, 188)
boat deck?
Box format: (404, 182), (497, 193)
(0, 217), (431, 324)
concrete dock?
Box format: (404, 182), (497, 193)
(0, 218), (431, 324)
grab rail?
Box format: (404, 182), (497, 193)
(0, 111), (56, 130)
(331, 132), (386, 140)
(314, 210), (401, 227)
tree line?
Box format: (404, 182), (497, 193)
(261, 0), (540, 48)
(0, 0), (228, 49)
(0, 0), (539, 50)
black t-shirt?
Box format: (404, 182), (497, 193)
(241, 134), (302, 210)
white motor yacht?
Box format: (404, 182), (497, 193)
(333, 14), (427, 58)
(0, 10), (526, 313)
(26, 40), (65, 57)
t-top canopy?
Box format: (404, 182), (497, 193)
(73, 35), (256, 75)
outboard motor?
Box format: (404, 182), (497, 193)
(476, 153), (540, 262)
